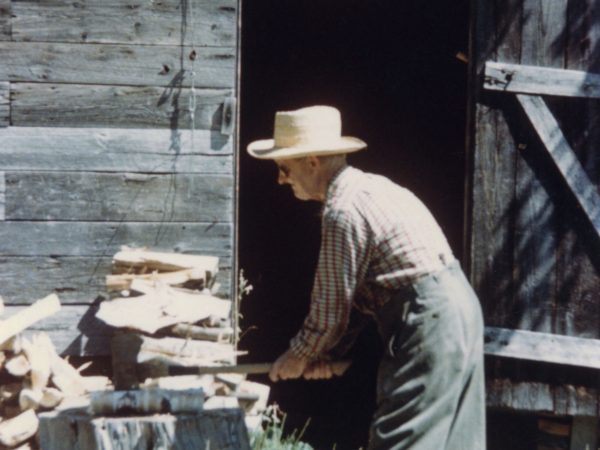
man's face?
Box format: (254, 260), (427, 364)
(275, 157), (318, 201)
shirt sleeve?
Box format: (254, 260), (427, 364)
(289, 209), (368, 359)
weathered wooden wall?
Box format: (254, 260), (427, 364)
(0, 0), (238, 356)
(468, 0), (600, 415)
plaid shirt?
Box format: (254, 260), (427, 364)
(289, 166), (455, 359)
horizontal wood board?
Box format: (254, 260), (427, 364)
(485, 327), (600, 370)
(485, 61), (600, 98)
(6, 0), (237, 46)
(10, 83), (232, 129)
(0, 42), (235, 88)
(3, 172), (233, 222)
(0, 127), (232, 172)
(0, 256), (232, 305)
(0, 222), (232, 257)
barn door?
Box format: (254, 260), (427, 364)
(468, 0), (600, 422)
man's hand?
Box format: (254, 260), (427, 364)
(269, 349), (308, 382)
(303, 359), (351, 380)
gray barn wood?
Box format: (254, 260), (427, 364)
(0, 127), (233, 173)
(0, 222), (232, 257)
(10, 83), (232, 129)
(38, 409), (250, 450)
(4, 172), (233, 222)
(0, 256), (232, 305)
(485, 62), (600, 99)
(0, 0), (8, 40)
(0, 42), (235, 88)
(470, 0), (600, 421)
(0, 81), (8, 127)
(9, 0), (236, 47)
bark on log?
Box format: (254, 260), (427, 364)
(89, 388), (205, 415)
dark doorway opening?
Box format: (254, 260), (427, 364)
(239, 1), (470, 448)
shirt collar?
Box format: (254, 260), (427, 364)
(325, 165), (357, 206)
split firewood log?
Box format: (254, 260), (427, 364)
(112, 247), (219, 275)
(50, 355), (87, 397)
(106, 268), (207, 292)
(5, 355), (30, 378)
(0, 294), (61, 347)
(0, 296), (4, 316)
(0, 383), (21, 404)
(21, 334), (52, 391)
(18, 389), (43, 411)
(134, 334), (241, 367)
(0, 335), (22, 353)
(170, 323), (234, 342)
(0, 409), (39, 448)
(39, 387), (64, 409)
(96, 284), (231, 334)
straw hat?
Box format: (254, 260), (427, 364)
(247, 105), (367, 160)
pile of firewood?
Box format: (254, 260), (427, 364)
(94, 247), (269, 432)
(0, 294), (111, 450)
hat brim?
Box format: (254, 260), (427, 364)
(247, 136), (367, 160)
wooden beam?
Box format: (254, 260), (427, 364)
(0, 81), (8, 127)
(10, 83), (231, 129)
(0, 42), (235, 88)
(485, 61), (600, 98)
(517, 94), (600, 243)
(485, 326), (600, 370)
(10, 0), (236, 46)
(0, 127), (233, 173)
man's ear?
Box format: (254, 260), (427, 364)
(307, 155), (320, 169)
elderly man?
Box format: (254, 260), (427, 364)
(247, 105), (485, 449)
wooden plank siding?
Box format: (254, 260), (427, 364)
(0, 42), (235, 88)
(0, 0), (9, 40)
(0, 127), (233, 172)
(7, 0), (236, 47)
(0, 0), (239, 357)
(0, 81), (8, 127)
(0, 257), (232, 305)
(10, 84), (232, 129)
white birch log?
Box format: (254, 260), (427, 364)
(0, 409), (39, 448)
(89, 388), (205, 416)
(0, 294), (61, 346)
(141, 375), (216, 397)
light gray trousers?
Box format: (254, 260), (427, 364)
(369, 261), (486, 450)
